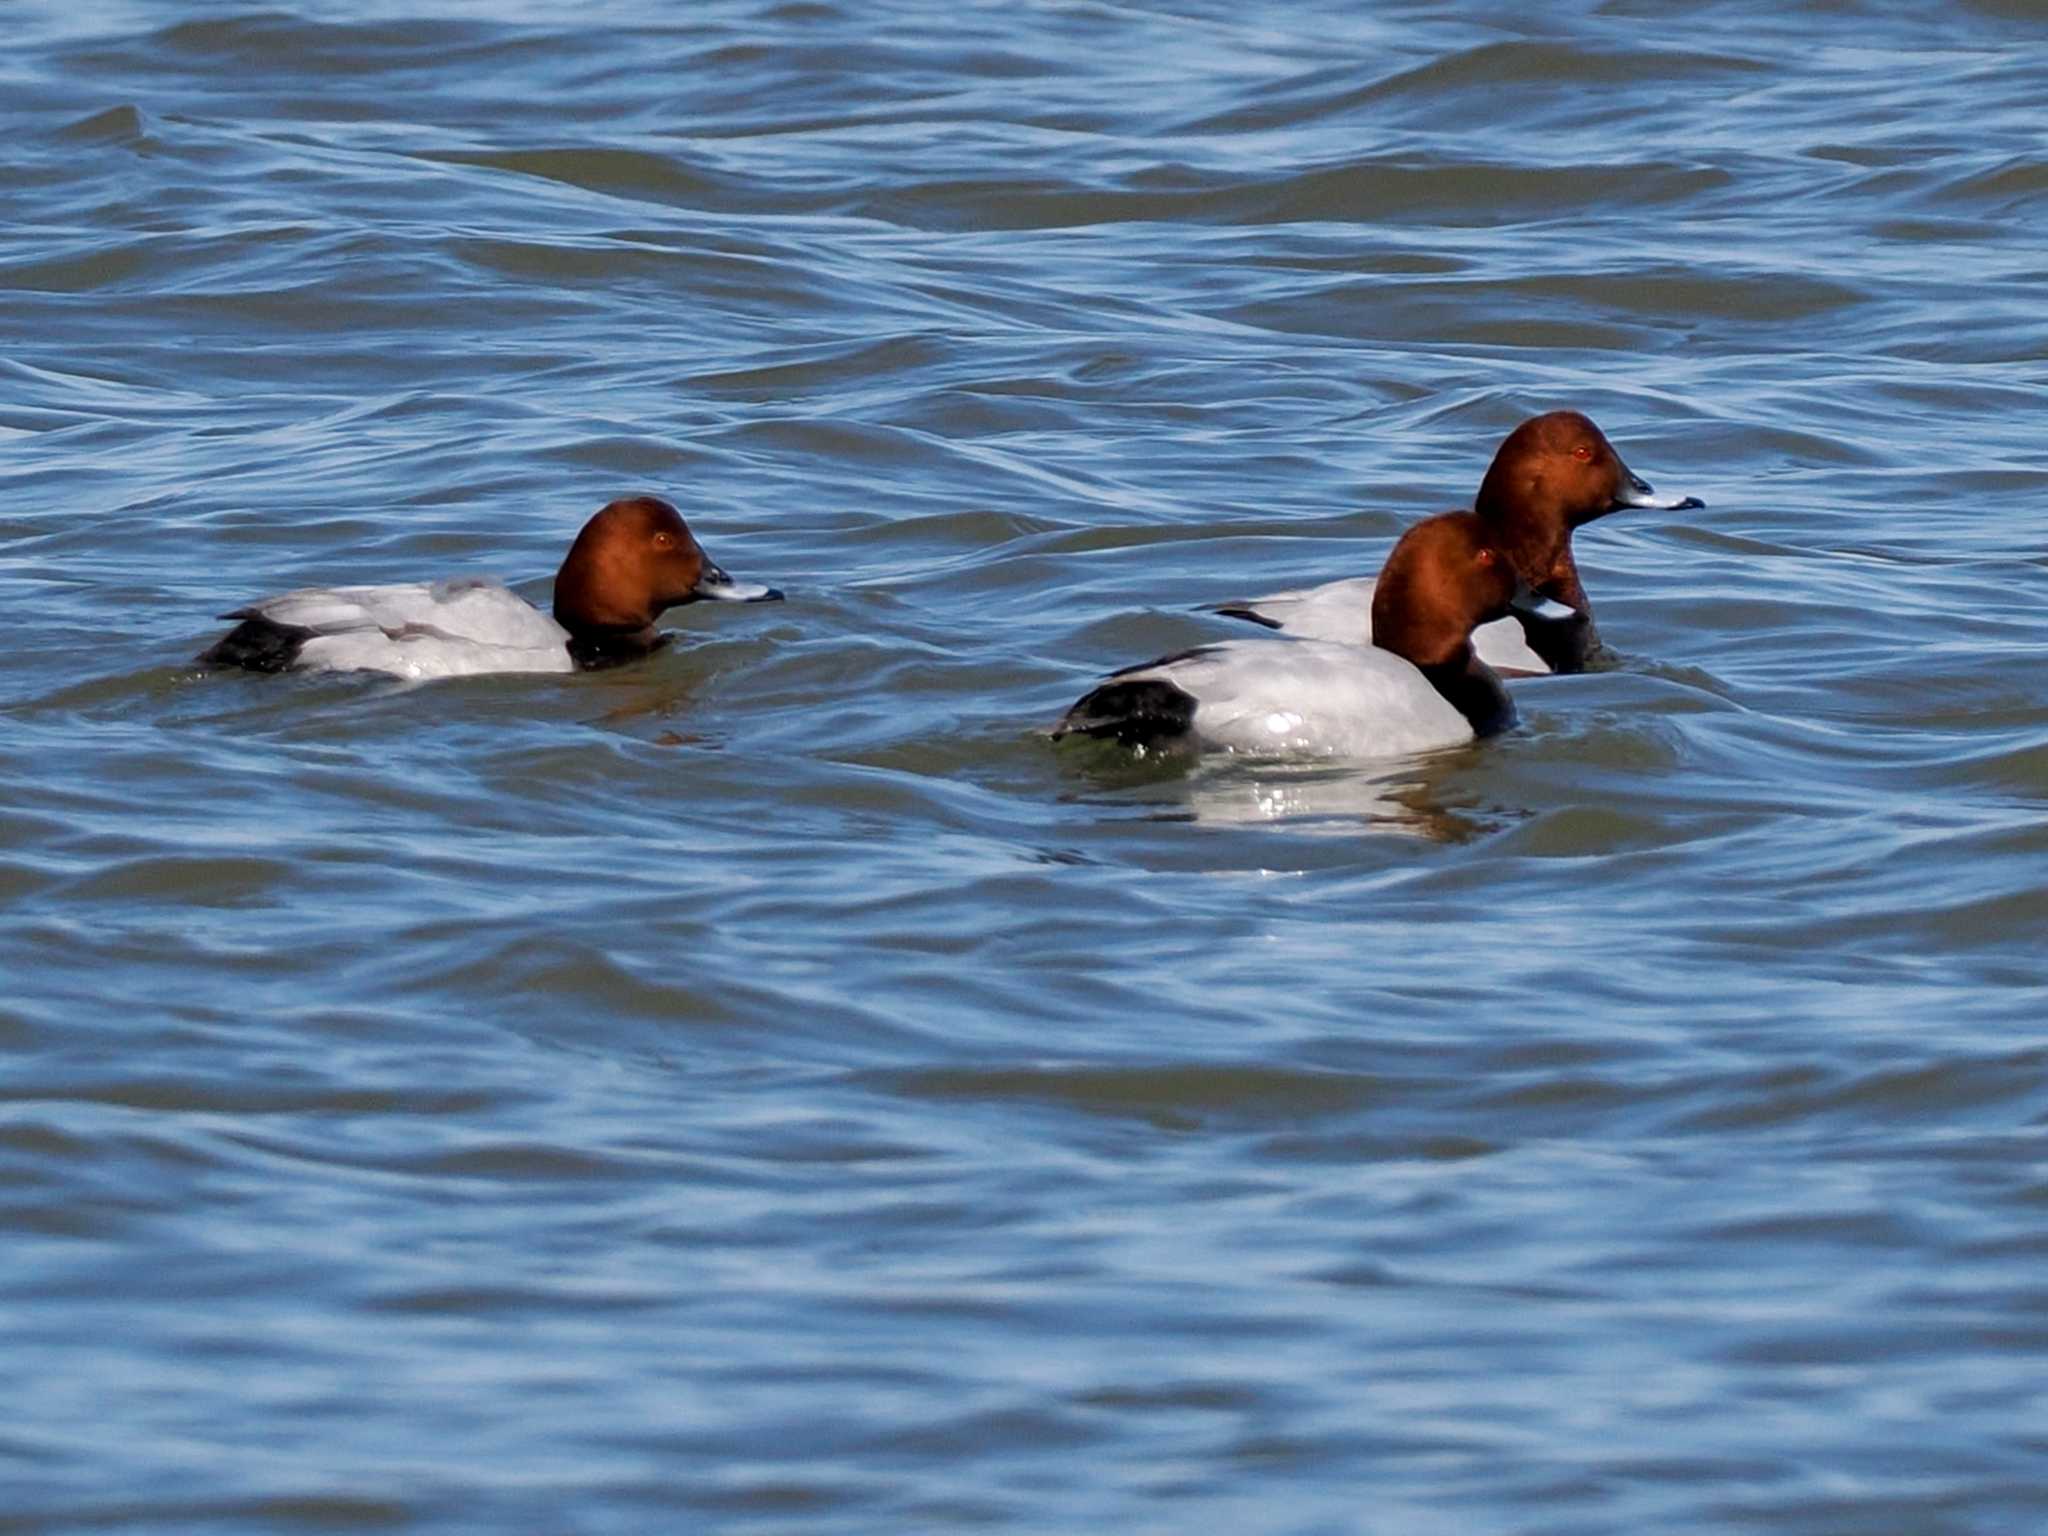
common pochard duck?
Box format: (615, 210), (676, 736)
(1056, 511), (1573, 758)
(198, 495), (781, 679)
(1216, 411), (1702, 674)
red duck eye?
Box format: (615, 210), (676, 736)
(652, 533), (675, 550)
(1571, 444), (1594, 462)
(1475, 548), (1495, 567)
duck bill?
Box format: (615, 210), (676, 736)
(1614, 463), (1705, 513)
(1508, 577), (1579, 624)
(690, 559), (784, 603)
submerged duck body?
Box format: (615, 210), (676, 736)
(1061, 637), (1483, 758)
(1216, 411), (1703, 674)
(1057, 511), (1568, 760)
(201, 577), (584, 678)
(199, 495), (780, 680)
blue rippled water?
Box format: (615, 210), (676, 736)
(4, 3), (2047, 1532)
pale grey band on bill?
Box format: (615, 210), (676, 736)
(693, 563), (785, 603)
(1618, 467), (1706, 512)
(1507, 576), (1580, 623)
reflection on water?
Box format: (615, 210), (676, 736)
(1067, 744), (1497, 840)
(1183, 757), (1496, 839)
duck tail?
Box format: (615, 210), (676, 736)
(197, 615), (315, 673)
(1052, 678), (1198, 750)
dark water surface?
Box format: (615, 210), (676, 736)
(6, 3), (2048, 1531)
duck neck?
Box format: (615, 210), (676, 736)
(555, 557), (666, 670)
(564, 624), (670, 672)
(1415, 643), (1517, 738)
(1474, 502), (1565, 596)
(1471, 503), (1601, 671)
(1473, 464), (1577, 581)
(1514, 602), (1598, 675)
